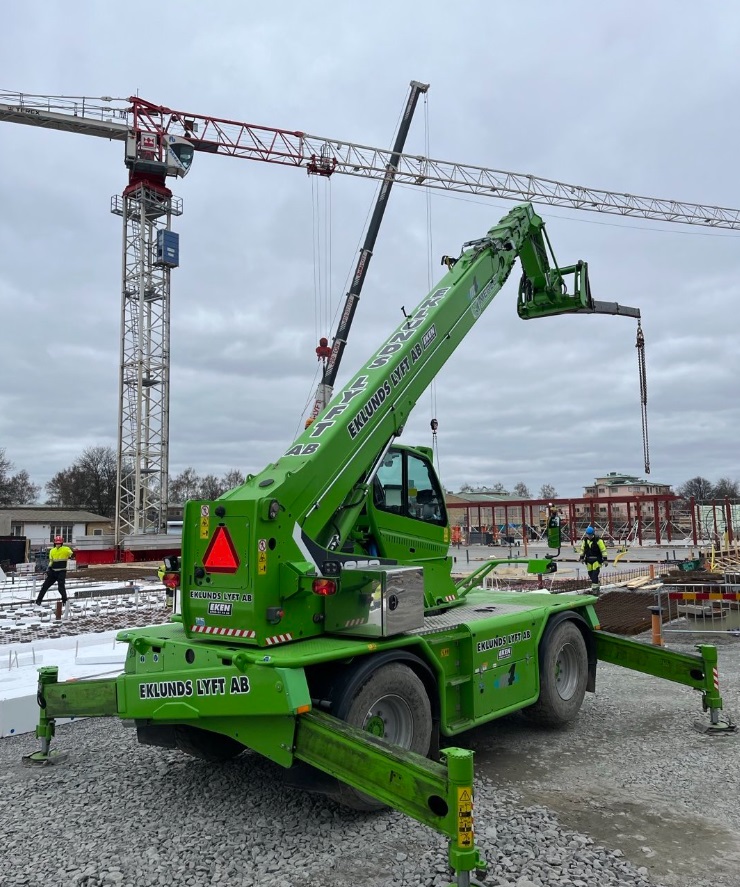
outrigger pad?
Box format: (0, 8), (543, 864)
(693, 719), (738, 736)
(21, 750), (68, 768)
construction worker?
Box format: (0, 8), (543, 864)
(158, 562), (175, 608)
(579, 526), (608, 595)
(36, 535), (74, 607)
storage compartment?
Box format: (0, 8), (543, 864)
(325, 566), (425, 638)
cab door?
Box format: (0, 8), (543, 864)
(368, 448), (449, 561)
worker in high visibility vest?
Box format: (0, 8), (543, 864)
(158, 562), (175, 608)
(579, 526), (608, 595)
(36, 536), (74, 606)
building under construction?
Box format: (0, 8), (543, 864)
(446, 489), (740, 549)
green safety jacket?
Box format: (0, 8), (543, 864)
(48, 544), (74, 571)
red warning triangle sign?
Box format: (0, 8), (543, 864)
(203, 525), (240, 573)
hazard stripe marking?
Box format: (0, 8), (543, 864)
(667, 592), (740, 601)
(190, 625), (256, 638)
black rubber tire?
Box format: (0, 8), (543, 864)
(332, 662), (433, 811)
(523, 620), (588, 727)
(173, 725), (245, 762)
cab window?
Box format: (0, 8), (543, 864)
(374, 450), (446, 526)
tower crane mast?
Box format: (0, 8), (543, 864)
(2, 88), (740, 552)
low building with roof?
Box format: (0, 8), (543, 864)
(0, 507), (112, 548)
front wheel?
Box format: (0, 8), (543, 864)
(523, 620), (588, 727)
(332, 662), (433, 811)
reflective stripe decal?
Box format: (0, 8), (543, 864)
(265, 634), (293, 645)
(190, 625), (256, 638)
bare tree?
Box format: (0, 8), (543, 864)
(46, 446), (116, 516)
(0, 448), (40, 505)
(513, 482), (531, 498)
(169, 468), (202, 503)
(199, 474), (224, 500)
(711, 477), (740, 499)
(539, 483), (557, 500)
(168, 467), (247, 503)
(221, 469), (246, 491)
(677, 476), (714, 502)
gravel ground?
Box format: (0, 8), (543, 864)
(2, 633), (739, 887)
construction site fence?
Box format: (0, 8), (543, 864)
(481, 563), (669, 592)
(658, 582), (740, 638)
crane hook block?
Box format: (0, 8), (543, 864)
(316, 338), (332, 361)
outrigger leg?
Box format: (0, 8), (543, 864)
(295, 711), (488, 886)
(693, 645), (737, 735)
(595, 634), (737, 736)
(22, 666), (119, 766)
(22, 667), (67, 766)
(21, 668), (486, 884)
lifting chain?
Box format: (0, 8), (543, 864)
(636, 320), (650, 474)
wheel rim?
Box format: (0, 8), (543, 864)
(554, 642), (580, 700)
(361, 693), (414, 746)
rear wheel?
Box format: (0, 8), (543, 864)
(174, 725), (244, 762)
(332, 662), (432, 811)
(523, 620), (588, 727)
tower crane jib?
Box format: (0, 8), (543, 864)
(3, 88), (740, 228)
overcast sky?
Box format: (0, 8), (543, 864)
(1, 1), (739, 500)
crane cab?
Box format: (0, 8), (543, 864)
(125, 132), (194, 180)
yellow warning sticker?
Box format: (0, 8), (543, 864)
(200, 504), (210, 539)
(258, 550), (267, 575)
(457, 786), (474, 848)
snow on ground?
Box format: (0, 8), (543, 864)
(0, 571), (171, 737)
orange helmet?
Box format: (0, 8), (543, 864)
(54, 535), (64, 544)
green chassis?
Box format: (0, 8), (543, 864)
(26, 589), (729, 886)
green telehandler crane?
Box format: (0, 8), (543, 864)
(26, 203), (732, 886)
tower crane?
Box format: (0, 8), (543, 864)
(2, 87), (740, 551)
